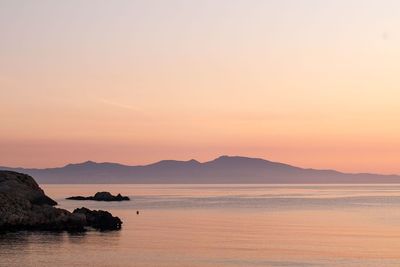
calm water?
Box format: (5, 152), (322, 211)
(2, 184), (400, 266)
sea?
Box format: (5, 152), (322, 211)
(2, 184), (400, 267)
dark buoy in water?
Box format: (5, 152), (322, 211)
(136, 210), (139, 215)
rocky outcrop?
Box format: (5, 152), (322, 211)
(0, 171), (123, 232)
(73, 208), (122, 230)
(67, 191), (130, 201)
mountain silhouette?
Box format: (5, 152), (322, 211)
(1, 155), (399, 184)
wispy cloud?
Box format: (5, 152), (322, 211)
(98, 98), (137, 111)
(96, 98), (155, 121)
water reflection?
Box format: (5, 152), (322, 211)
(2, 184), (400, 266)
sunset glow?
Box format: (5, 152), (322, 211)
(1, 1), (400, 173)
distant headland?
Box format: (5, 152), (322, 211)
(1, 156), (400, 184)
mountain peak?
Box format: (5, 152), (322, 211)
(82, 160), (97, 165)
(148, 159), (201, 167)
(64, 160), (98, 168)
(213, 155), (265, 162)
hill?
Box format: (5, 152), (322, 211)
(1, 156), (399, 184)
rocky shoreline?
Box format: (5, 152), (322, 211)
(0, 171), (122, 232)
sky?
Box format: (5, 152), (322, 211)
(1, 0), (400, 173)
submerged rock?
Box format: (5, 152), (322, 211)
(0, 171), (123, 232)
(67, 191), (130, 201)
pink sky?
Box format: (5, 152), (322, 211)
(1, 1), (400, 173)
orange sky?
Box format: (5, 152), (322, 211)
(1, 1), (400, 173)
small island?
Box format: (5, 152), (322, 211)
(67, 191), (130, 202)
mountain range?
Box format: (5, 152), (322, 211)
(1, 155), (399, 184)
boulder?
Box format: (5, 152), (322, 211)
(73, 207), (122, 230)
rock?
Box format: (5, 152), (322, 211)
(0, 170), (58, 206)
(0, 171), (86, 232)
(73, 207), (122, 231)
(67, 191), (130, 201)
(0, 171), (123, 232)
